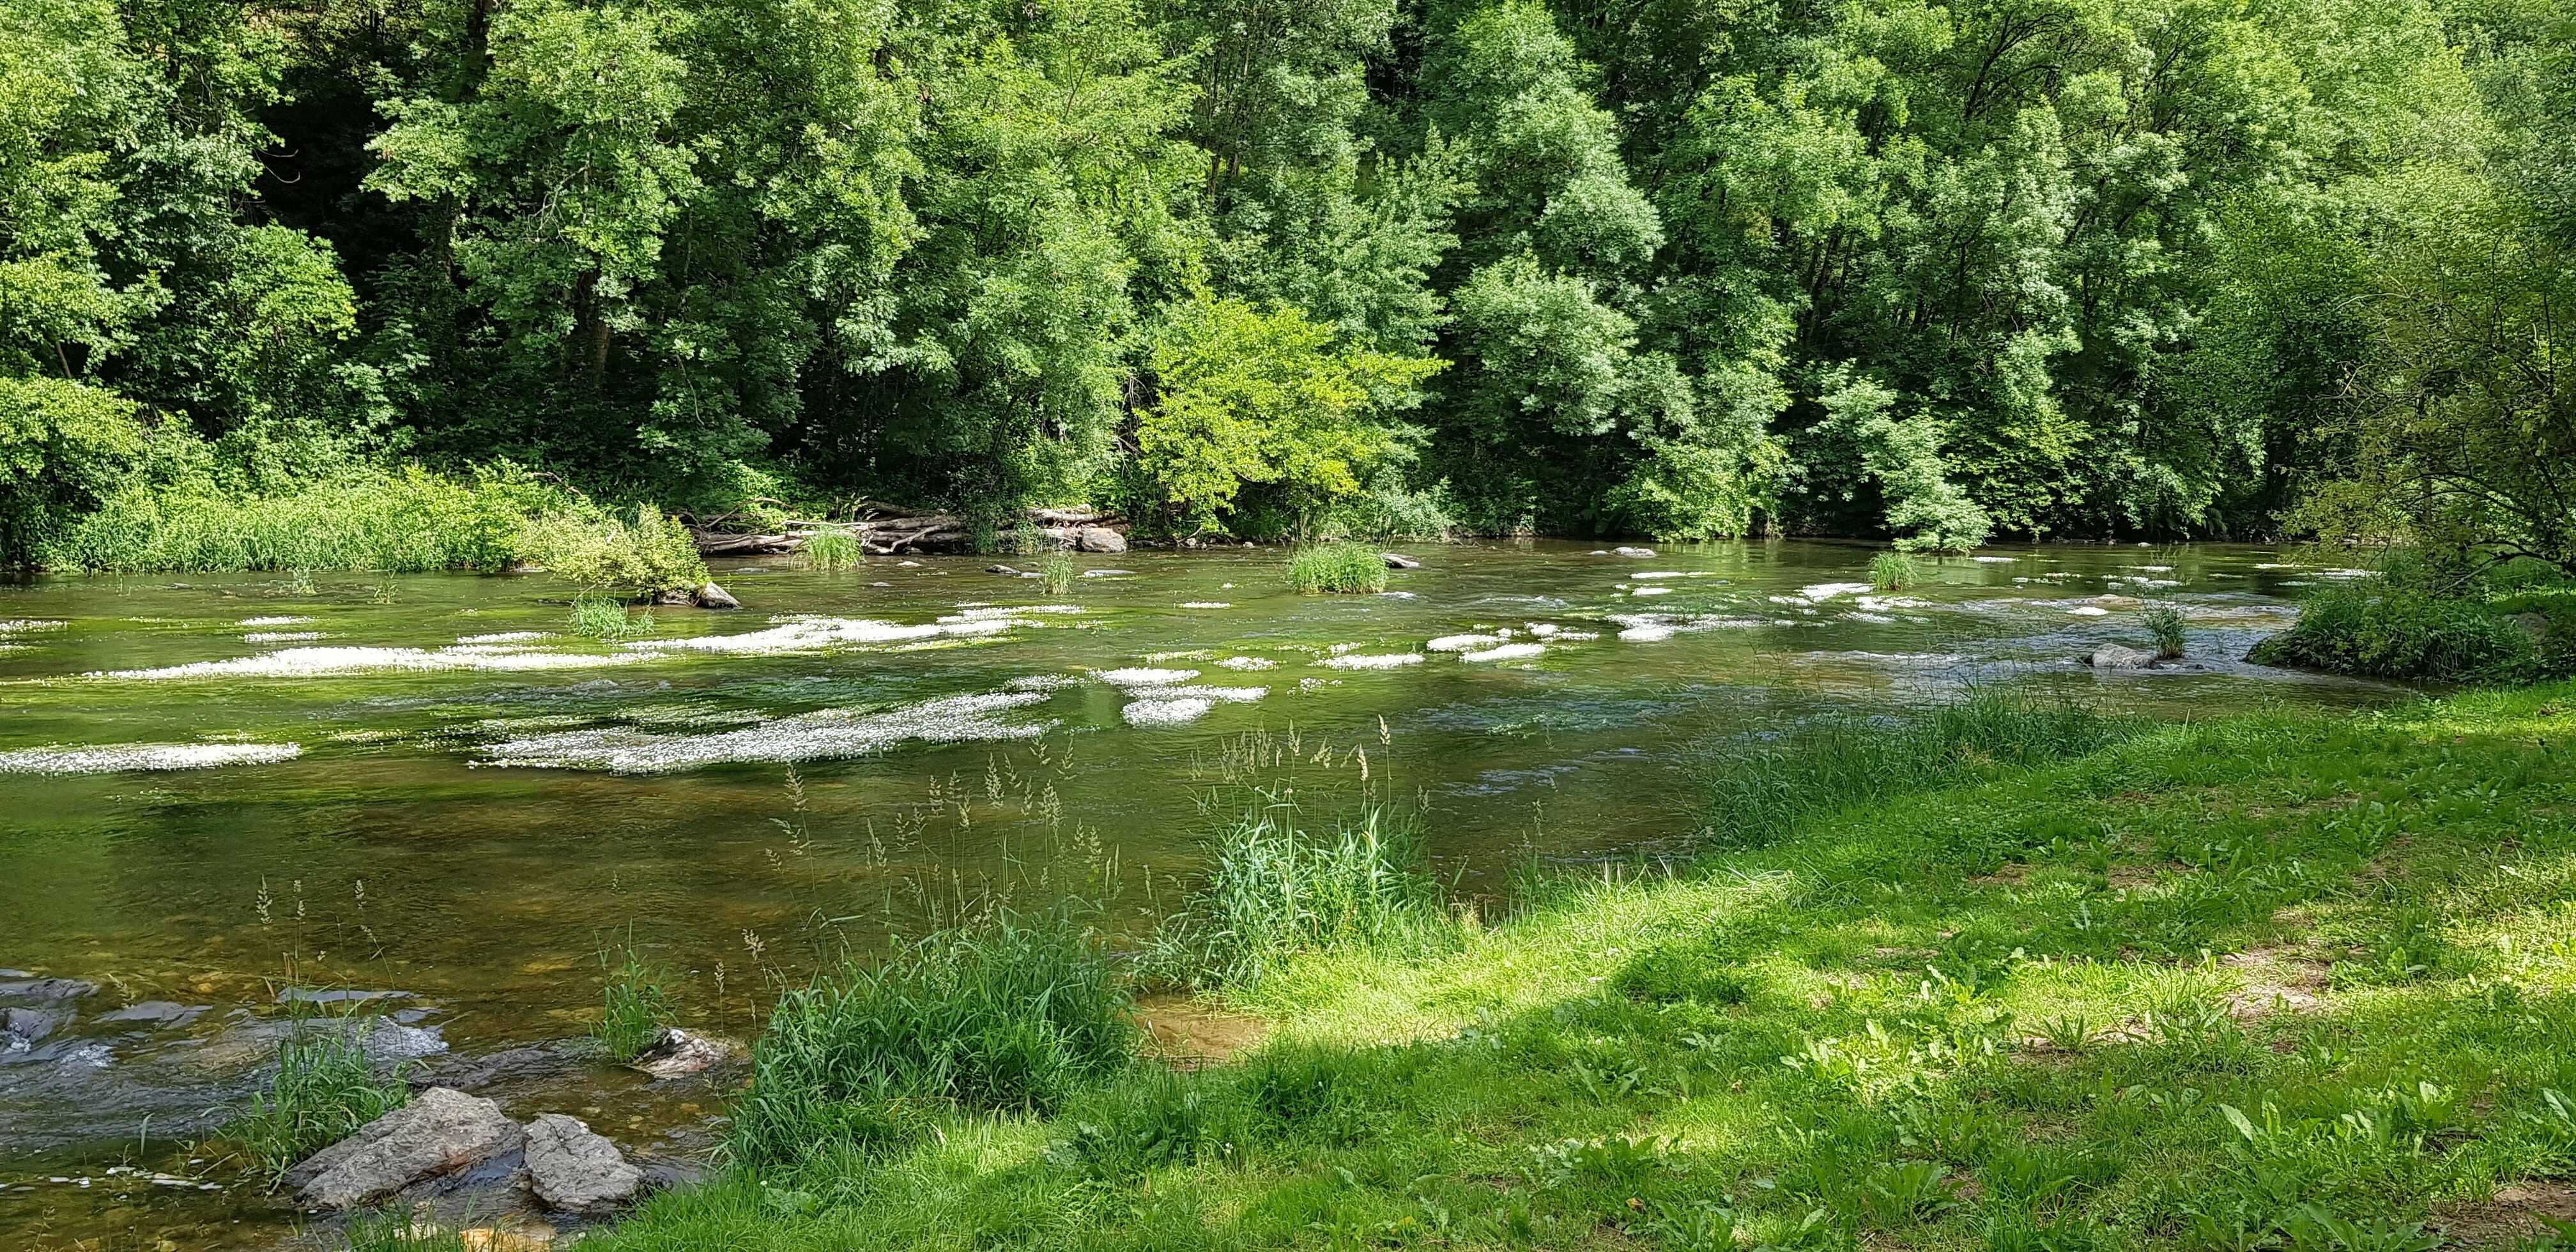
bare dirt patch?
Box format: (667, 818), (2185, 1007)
(1134, 993), (1269, 1067)
(2438, 1180), (2576, 1246)
(2220, 947), (2331, 1019)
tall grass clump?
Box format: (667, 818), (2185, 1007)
(1289, 541), (1388, 594)
(1038, 551), (1077, 594)
(568, 594), (653, 640)
(1868, 550), (1920, 591)
(2142, 601), (2188, 659)
(802, 528), (863, 571)
(1699, 691), (2138, 848)
(1147, 790), (1446, 989)
(222, 1012), (411, 1180)
(726, 907), (1133, 1166)
(45, 466), (555, 574)
(596, 944), (675, 1062)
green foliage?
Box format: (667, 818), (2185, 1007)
(726, 908), (1133, 1166)
(569, 595), (655, 641)
(1699, 691), (2136, 847)
(1037, 551), (1077, 595)
(2251, 574), (2542, 682)
(222, 1012), (411, 1180)
(46, 468), (553, 574)
(0, 376), (144, 563)
(328, 1211), (471, 1252)
(597, 944), (675, 1062)
(1146, 790), (1444, 989)
(2144, 603), (2190, 660)
(802, 529), (862, 572)
(519, 503), (708, 595)
(1868, 551), (1920, 592)
(1138, 296), (1444, 531)
(1288, 541), (1389, 593)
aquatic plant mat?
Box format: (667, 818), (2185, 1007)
(588, 682), (2576, 1251)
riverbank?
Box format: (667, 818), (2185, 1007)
(550, 681), (2576, 1251)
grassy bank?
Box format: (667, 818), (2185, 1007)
(589, 685), (2576, 1252)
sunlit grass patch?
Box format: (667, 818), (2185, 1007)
(1288, 542), (1388, 594)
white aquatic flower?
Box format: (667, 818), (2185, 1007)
(2069, 606), (2111, 616)
(1526, 623), (1558, 636)
(482, 692), (1052, 772)
(1970, 555), (2016, 563)
(237, 616), (313, 627)
(1460, 643), (1546, 662)
(1097, 667), (1199, 686)
(1216, 656), (1276, 670)
(456, 631), (551, 644)
(1799, 582), (1873, 600)
(1123, 698), (1214, 726)
(0, 742), (301, 774)
(1179, 602), (1231, 609)
(1556, 630), (1599, 640)
(1425, 634), (1501, 652)
(95, 645), (654, 680)
(1319, 653), (1424, 670)
(1618, 624), (1676, 641)
(1630, 586), (1674, 597)
(242, 631), (325, 643)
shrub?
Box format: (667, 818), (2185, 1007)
(726, 908), (1133, 1166)
(1699, 691), (2136, 847)
(1289, 541), (1388, 593)
(519, 502), (709, 595)
(597, 945), (675, 1062)
(803, 528), (863, 571)
(2250, 577), (2538, 682)
(2143, 602), (2189, 659)
(222, 1011), (411, 1180)
(1146, 791), (1445, 989)
(0, 376), (145, 566)
(1039, 551), (1077, 594)
(1868, 551), (1920, 591)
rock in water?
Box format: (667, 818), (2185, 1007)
(693, 582), (740, 609)
(985, 564), (1022, 576)
(1381, 553), (1422, 570)
(2087, 644), (2158, 669)
(1612, 546), (1657, 558)
(1077, 526), (1128, 554)
(523, 1114), (643, 1215)
(630, 1027), (728, 1079)
(289, 1087), (525, 1209)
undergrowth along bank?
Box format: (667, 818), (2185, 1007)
(577, 683), (2576, 1252)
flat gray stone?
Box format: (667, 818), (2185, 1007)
(0, 979), (96, 1001)
(2087, 644), (2158, 669)
(629, 1027), (728, 1080)
(289, 1087), (525, 1210)
(1381, 553), (1422, 570)
(1077, 527), (1128, 553)
(96, 1000), (208, 1026)
(524, 1113), (643, 1215)
(693, 582), (740, 609)
(1612, 546), (1656, 558)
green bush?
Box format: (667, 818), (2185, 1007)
(1146, 791), (1445, 989)
(1699, 691), (2136, 848)
(2142, 602), (2188, 659)
(726, 908), (1133, 1166)
(1289, 540), (1389, 593)
(2250, 576), (2540, 682)
(519, 501), (709, 595)
(0, 376), (145, 566)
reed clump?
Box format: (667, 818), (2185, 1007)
(802, 528), (864, 571)
(596, 945), (676, 1062)
(222, 1009), (411, 1180)
(726, 907), (1133, 1166)
(568, 595), (653, 640)
(1289, 542), (1389, 594)
(1038, 551), (1077, 594)
(1698, 691), (2136, 848)
(1868, 550), (1920, 591)
(1147, 789), (1446, 989)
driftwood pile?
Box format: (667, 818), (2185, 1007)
(687, 505), (1126, 556)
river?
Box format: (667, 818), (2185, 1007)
(0, 538), (2399, 1247)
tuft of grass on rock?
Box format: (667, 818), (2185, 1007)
(2143, 601), (2188, 659)
(597, 944), (676, 1062)
(803, 528), (863, 571)
(1289, 541), (1388, 594)
(1038, 551), (1077, 595)
(1868, 550), (1920, 591)
(568, 594), (652, 640)
(222, 1010), (411, 1180)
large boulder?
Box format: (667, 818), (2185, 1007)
(1077, 527), (1128, 554)
(523, 1113), (643, 1216)
(1381, 553), (1423, 570)
(2087, 644), (2158, 669)
(288, 1087), (525, 1210)
(693, 582), (740, 609)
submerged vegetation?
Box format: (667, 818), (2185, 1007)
(1289, 542), (1390, 594)
(578, 682), (2576, 1252)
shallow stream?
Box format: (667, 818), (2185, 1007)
(0, 539), (2401, 1247)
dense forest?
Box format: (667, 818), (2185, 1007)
(3, 0), (2573, 558)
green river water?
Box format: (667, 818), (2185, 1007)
(0, 539), (2401, 1248)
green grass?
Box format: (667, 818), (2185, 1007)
(1145, 790), (1448, 991)
(1869, 550), (1921, 591)
(725, 906), (1135, 1167)
(1039, 551), (1078, 595)
(1697, 689), (2137, 848)
(1289, 542), (1389, 594)
(323, 1211), (471, 1251)
(590, 682), (2576, 1252)
(803, 528), (864, 571)
(569, 595), (654, 640)
(221, 1011), (411, 1181)
(2144, 601), (2189, 659)
(597, 944), (677, 1062)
